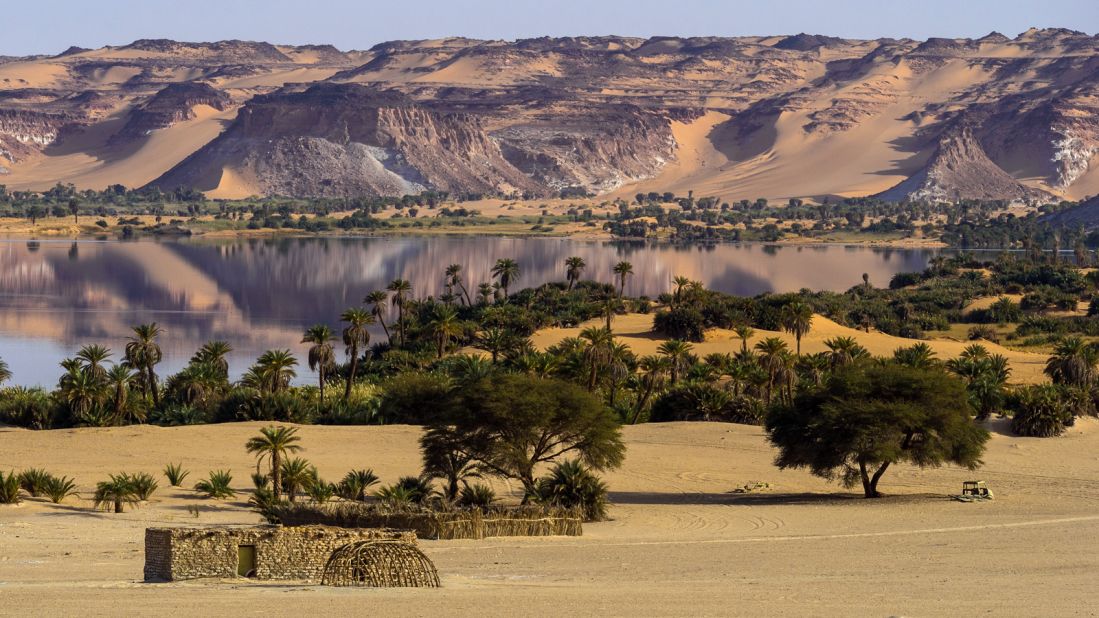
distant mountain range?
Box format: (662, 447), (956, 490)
(0, 30), (1096, 202)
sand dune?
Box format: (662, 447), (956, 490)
(1, 418), (1097, 616)
(4, 105), (237, 191)
(531, 313), (1050, 384)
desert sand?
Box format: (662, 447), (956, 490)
(2, 419), (1097, 617)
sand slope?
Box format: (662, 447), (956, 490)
(1, 419), (1097, 616)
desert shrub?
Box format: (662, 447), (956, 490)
(395, 476), (434, 504)
(0, 387), (56, 429)
(337, 469), (379, 502)
(649, 385), (764, 424)
(18, 468), (52, 497)
(889, 272), (923, 289)
(150, 404), (209, 426)
(458, 483), (497, 508)
(374, 484), (418, 509)
(306, 480), (336, 504)
(652, 306), (707, 342)
(194, 470), (236, 499)
(967, 325), (1000, 343)
(532, 459), (609, 522)
(377, 372), (453, 424)
(130, 472), (159, 501)
(1009, 385), (1074, 437)
(163, 462), (189, 487)
(235, 391), (314, 424)
(43, 475), (77, 504)
(316, 397), (381, 425)
(0, 470), (21, 504)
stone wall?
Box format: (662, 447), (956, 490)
(144, 525), (415, 582)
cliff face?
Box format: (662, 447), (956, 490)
(1, 31), (1098, 201)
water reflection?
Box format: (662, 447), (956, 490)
(0, 237), (936, 386)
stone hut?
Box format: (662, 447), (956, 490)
(144, 525), (415, 583)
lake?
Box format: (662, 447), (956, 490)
(0, 236), (937, 386)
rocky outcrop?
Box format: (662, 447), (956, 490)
(152, 83), (677, 197)
(878, 126), (1052, 202)
(114, 82), (231, 140)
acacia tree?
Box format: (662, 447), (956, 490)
(766, 363), (988, 498)
(422, 374), (625, 498)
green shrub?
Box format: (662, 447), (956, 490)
(18, 468), (52, 497)
(377, 372), (453, 424)
(458, 483), (497, 508)
(337, 469), (379, 502)
(1010, 385), (1074, 437)
(93, 474), (140, 513)
(374, 484), (418, 509)
(163, 462), (189, 487)
(532, 459), (609, 522)
(0, 387), (56, 429)
(150, 405), (209, 426)
(0, 470), (21, 504)
(306, 481), (336, 504)
(652, 306), (707, 342)
(395, 476), (433, 504)
(130, 472), (159, 501)
(194, 470), (236, 499)
(44, 475), (77, 503)
(649, 385), (763, 424)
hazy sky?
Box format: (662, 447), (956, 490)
(2, 0), (1097, 56)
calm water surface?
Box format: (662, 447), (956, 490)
(0, 236), (937, 386)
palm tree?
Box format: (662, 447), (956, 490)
(823, 336), (869, 369)
(672, 276), (691, 305)
(796, 353), (830, 386)
(59, 364), (105, 422)
(632, 355), (670, 423)
(733, 325), (755, 354)
(0, 357), (11, 385)
(657, 339), (694, 385)
(613, 261), (634, 297)
(125, 323), (162, 405)
(302, 324), (336, 403)
(340, 308), (374, 401)
(780, 302), (814, 355)
(893, 342), (937, 368)
(428, 304), (464, 358)
(580, 326), (615, 391)
(191, 340), (232, 380)
(245, 426), (302, 502)
(491, 258), (520, 298)
(601, 297), (622, 330)
(386, 279), (413, 346)
(253, 349), (297, 393)
(445, 264), (473, 306)
(76, 344), (112, 381)
(279, 457), (314, 503)
(476, 326), (510, 364)
(565, 256), (586, 290)
(1044, 336), (1099, 387)
(363, 290), (392, 341)
(105, 364), (135, 425)
(93, 474), (139, 513)
(755, 337), (791, 405)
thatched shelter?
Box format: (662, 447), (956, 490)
(321, 540), (440, 588)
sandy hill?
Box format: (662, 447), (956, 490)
(0, 30), (1097, 202)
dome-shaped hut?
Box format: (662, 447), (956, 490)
(321, 540), (440, 588)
